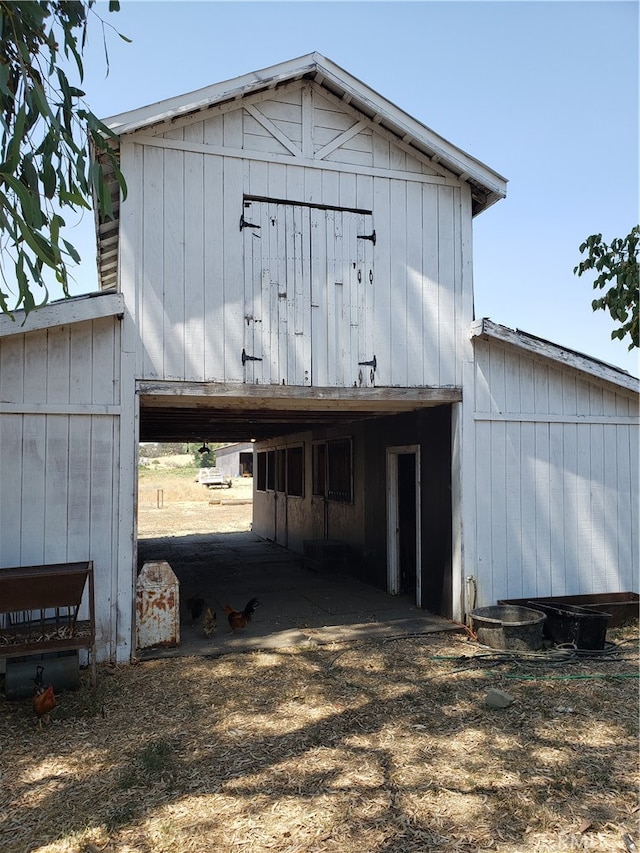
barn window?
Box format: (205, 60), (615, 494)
(286, 446), (304, 497)
(312, 438), (352, 502)
(266, 450), (276, 491)
(256, 452), (266, 491)
(276, 449), (286, 493)
(327, 438), (352, 503)
(312, 442), (326, 496)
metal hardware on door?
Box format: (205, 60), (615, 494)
(358, 354), (377, 372)
(369, 270), (373, 284)
(357, 230), (376, 245)
(241, 349), (262, 365)
(357, 270), (362, 283)
(239, 213), (261, 231)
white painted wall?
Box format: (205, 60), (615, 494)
(119, 80), (472, 391)
(463, 336), (639, 607)
(0, 306), (134, 662)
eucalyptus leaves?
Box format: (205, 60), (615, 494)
(0, 0), (128, 316)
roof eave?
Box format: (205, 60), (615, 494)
(101, 52), (507, 212)
(471, 318), (640, 393)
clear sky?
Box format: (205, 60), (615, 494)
(59, 0), (638, 375)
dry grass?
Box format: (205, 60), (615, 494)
(1, 625), (638, 853)
(4, 469), (638, 851)
(137, 469), (253, 537)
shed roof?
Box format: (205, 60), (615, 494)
(95, 53), (507, 290)
(0, 291), (124, 339)
(471, 318), (640, 394)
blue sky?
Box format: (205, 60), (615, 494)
(61, 0), (638, 375)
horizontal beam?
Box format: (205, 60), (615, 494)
(137, 381), (461, 411)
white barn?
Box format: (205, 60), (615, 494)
(0, 54), (637, 662)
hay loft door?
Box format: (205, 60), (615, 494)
(242, 199), (375, 387)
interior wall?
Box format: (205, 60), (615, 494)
(362, 407), (452, 616)
(252, 405), (453, 615)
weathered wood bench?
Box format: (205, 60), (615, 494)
(0, 561), (97, 687)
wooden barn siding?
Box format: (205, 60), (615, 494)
(122, 82), (469, 389)
(0, 319), (124, 661)
(468, 339), (639, 606)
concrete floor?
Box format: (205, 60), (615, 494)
(137, 531), (460, 659)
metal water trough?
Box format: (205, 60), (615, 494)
(470, 605), (546, 651)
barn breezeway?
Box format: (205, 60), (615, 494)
(136, 530), (459, 659)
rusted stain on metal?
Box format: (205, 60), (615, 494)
(136, 561), (180, 650)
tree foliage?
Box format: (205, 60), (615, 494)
(574, 226), (639, 350)
(0, 0), (128, 317)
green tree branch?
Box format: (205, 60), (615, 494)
(0, 0), (128, 317)
(574, 226), (639, 350)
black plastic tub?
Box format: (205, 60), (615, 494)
(470, 605), (546, 651)
(498, 593), (638, 627)
(526, 601), (610, 649)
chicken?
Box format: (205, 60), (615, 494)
(32, 665), (56, 728)
(203, 606), (217, 638)
(223, 597), (260, 632)
(185, 595), (208, 627)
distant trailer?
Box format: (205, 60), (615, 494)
(197, 468), (232, 488)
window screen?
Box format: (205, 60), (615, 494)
(256, 452), (266, 491)
(276, 449), (286, 493)
(266, 450), (276, 491)
(327, 438), (352, 503)
(312, 443), (326, 496)
(286, 446), (304, 497)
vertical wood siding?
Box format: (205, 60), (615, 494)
(0, 319), (124, 660)
(467, 339), (639, 605)
(126, 81), (468, 389)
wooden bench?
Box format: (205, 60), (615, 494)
(0, 561), (97, 687)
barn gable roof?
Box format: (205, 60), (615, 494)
(103, 53), (506, 211)
(95, 54), (507, 291)
(471, 318), (640, 394)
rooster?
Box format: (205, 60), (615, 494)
(203, 606), (217, 638)
(185, 595), (208, 627)
(32, 665), (56, 728)
(223, 597), (260, 632)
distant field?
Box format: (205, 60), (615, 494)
(137, 466), (253, 537)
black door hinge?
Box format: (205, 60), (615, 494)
(357, 230), (376, 245)
(240, 213), (261, 231)
(358, 355), (377, 371)
(242, 349), (263, 365)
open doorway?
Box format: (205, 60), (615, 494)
(386, 445), (421, 607)
(136, 442), (253, 540)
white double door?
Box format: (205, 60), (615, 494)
(242, 199), (375, 387)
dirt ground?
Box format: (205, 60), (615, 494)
(1, 467), (638, 853)
(137, 467), (253, 538)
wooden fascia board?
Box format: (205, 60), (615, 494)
(138, 380), (462, 409)
(0, 292), (125, 338)
(313, 60), (507, 201)
(104, 55), (321, 136)
(470, 318), (640, 395)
